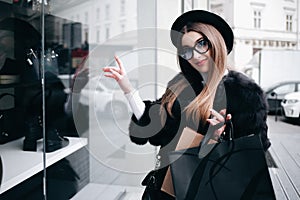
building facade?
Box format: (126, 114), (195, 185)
(210, 0), (300, 68)
(50, 0), (300, 69)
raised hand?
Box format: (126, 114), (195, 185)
(103, 56), (133, 94)
(207, 108), (232, 143)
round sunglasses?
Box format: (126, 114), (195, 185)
(178, 38), (210, 60)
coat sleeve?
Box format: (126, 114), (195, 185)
(225, 72), (271, 151)
(232, 89), (270, 151)
(128, 99), (181, 146)
(128, 74), (184, 147)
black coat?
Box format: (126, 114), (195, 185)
(128, 70), (271, 189)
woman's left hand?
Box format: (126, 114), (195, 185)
(103, 56), (133, 94)
(206, 109), (232, 143)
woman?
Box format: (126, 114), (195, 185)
(103, 10), (271, 200)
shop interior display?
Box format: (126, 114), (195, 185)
(0, 1), (89, 199)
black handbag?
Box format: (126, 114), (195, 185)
(168, 121), (276, 200)
(0, 93), (25, 144)
(141, 170), (161, 200)
(141, 155), (165, 200)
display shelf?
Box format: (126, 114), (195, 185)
(0, 137), (87, 194)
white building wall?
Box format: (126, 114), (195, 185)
(214, 0), (300, 69)
(234, 0), (297, 32)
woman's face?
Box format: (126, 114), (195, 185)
(181, 31), (211, 73)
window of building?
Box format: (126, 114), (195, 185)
(121, 23), (125, 33)
(84, 12), (88, 24)
(286, 14), (293, 31)
(120, 0), (125, 16)
(105, 26), (110, 40)
(96, 29), (100, 43)
(105, 4), (110, 20)
(84, 28), (88, 42)
(253, 10), (261, 28)
(96, 8), (100, 21)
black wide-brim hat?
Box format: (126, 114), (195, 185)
(171, 10), (234, 54)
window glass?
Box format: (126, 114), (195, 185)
(254, 10), (261, 28)
(4, 0), (300, 199)
(274, 84), (295, 95)
(286, 14), (293, 31)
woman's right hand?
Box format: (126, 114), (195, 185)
(207, 109), (232, 144)
(103, 56), (133, 94)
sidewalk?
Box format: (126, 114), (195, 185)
(267, 115), (300, 199)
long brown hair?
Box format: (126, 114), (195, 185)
(161, 23), (228, 125)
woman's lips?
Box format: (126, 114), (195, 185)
(195, 59), (207, 66)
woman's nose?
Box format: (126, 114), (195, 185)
(192, 49), (202, 59)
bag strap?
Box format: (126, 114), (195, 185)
(198, 118), (234, 158)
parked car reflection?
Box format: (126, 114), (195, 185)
(59, 75), (131, 119)
(264, 81), (300, 113)
(80, 77), (131, 119)
(281, 92), (300, 120)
